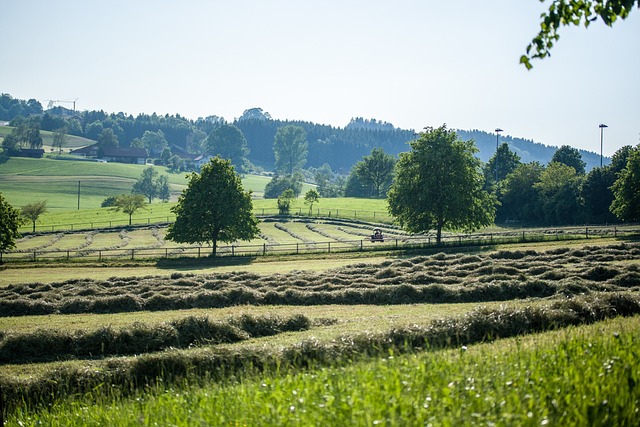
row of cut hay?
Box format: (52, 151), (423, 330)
(0, 314), (314, 364)
(3, 292), (639, 415)
(1, 244), (639, 316)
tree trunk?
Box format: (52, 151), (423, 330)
(128, 214), (132, 225)
(32, 220), (36, 233)
(436, 217), (444, 245)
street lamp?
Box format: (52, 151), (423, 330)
(495, 128), (503, 181)
(599, 124), (608, 167)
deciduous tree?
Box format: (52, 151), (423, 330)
(497, 162), (545, 223)
(387, 125), (496, 244)
(551, 145), (586, 175)
(206, 124), (249, 173)
(21, 200), (47, 233)
(534, 162), (583, 224)
(611, 145), (640, 222)
(345, 148), (396, 198)
(303, 189), (320, 214)
(0, 192), (23, 254)
(483, 143), (521, 189)
(132, 167), (170, 203)
(166, 157), (259, 256)
(273, 125), (308, 175)
(111, 194), (147, 225)
(522, 0), (639, 69)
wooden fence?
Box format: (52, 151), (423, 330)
(2, 225), (638, 263)
(17, 208), (394, 234)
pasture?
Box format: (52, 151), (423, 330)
(1, 238), (639, 425)
(1, 156), (640, 425)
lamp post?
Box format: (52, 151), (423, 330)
(599, 124), (608, 167)
(494, 128), (503, 181)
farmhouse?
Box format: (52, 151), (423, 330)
(70, 144), (99, 157)
(102, 147), (149, 164)
(12, 148), (45, 158)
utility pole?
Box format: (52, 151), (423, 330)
(599, 124), (608, 167)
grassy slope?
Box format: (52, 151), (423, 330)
(0, 157), (272, 212)
(0, 126), (95, 150)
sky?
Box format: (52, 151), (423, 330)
(2, 0), (638, 157)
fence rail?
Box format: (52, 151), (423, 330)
(3, 225), (638, 263)
(17, 208), (394, 233)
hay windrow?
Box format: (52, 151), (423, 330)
(1, 243), (639, 316)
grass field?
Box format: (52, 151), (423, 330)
(1, 234), (640, 424)
(0, 126), (95, 151)
(2, 155), (640, 425)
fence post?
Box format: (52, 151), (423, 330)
(198, 247), (201, 258)
(131, 249), (135, 260)
(296, 243), (299, 254)
(360, 240), (363, 251)
(586, 227), (589, 239)
(99, 250), (102, 261)
(33, 251), (36, 262)
(67, 250), (70, 260)
(614, 226), (617, 238)
(328, 242), (331, 253)
(522, 230), (526, 241)
(263, 243), (266, 255)
(165, 248), (168, 258)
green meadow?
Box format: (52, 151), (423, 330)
(2, 156), (640, 426)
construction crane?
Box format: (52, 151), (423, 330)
(44, 98), (78, 111)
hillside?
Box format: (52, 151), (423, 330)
(0, 94), (607, 174)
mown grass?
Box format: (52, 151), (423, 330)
(0, 126), (95, 150)
(2, 243), (638, 317)
(3, 295), (640, 425)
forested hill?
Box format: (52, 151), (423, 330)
(236, 117), (414, 172)
(456, 129), (602, 171)
(0, 94), (603, 172)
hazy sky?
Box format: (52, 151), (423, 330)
(2, 1), (638, 156)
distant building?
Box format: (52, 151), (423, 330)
(13, 148), (45, 158)
(70, 144), (99, 157)
(194, 154), (213, 169)
(102, 147), (148, 164)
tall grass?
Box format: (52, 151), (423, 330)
(5, 308), (639, 426)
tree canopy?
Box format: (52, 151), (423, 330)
(166, 157), (259, 256)
(132, 167), (170, 203)
(0, 192), (23, 254)
(345, 148), (396, 198)
(483, 143), (521, 188)
(387, 125), (496, 243)
(206, 124), (249, 173)
(552, 145), (586, 174)
(522, 0), (639, 69)
(111, 194), (147, 225)
(273, 125), (308, 175)
(611, 145), (640, 222)
(21, 200), (47, 233)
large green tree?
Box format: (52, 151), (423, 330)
(21, 200), (47, 233)
(387, 125), (496, 244)
(166, 157), (259, 256)
(206, 124), (249, 173)
(551, 145), (586, 175)
(483, 143), (521, 189)
(132, 167), (170, 203)
(534, 162), (583, 224)
(0, 192), (23, 254)
(345, 148), (396, 198)
(141, 130), (168, 156)
(497, 162), (545, 223)
(273, 125), (308, 175)
(522, 0), (639, 69)
(111, 194), (147, 225)
(610, 145), (640, 222)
